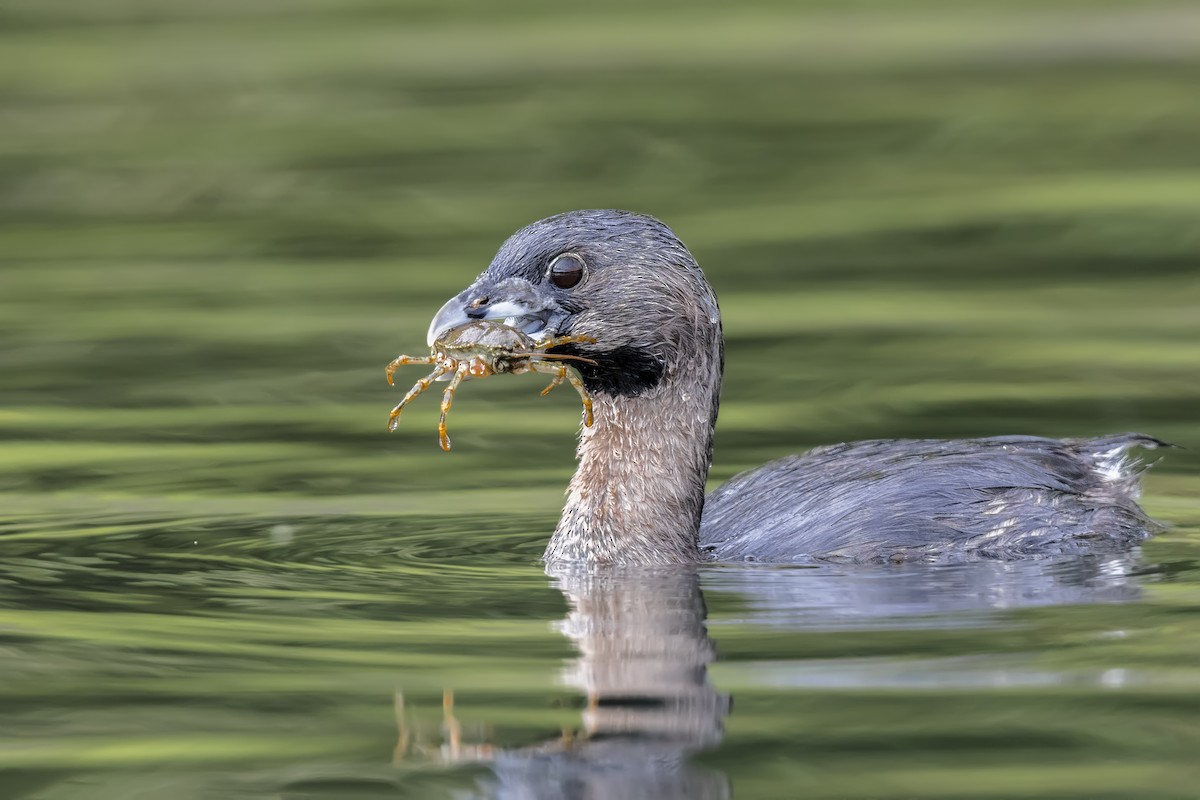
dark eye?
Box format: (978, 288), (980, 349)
(548, 253), (586, 289)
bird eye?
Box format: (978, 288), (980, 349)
(548, 253), (586, 289)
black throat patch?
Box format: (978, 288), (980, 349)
(553, 343), (666, 398)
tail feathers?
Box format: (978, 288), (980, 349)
(1072, 432), (1175, 457)
(1071, 432), (1173, 490)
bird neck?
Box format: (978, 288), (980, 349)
(546, 354), (722, 565)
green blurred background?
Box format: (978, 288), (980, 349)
(2, 1), (1200, 798)
(3, 0), (1200, 503)
(2, 0), (1200, 505)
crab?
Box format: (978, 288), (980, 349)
(385, 320), (598, 451)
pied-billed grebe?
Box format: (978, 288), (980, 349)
(420, 210), (1166, 565)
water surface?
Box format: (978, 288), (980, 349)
(3, 1), (1200, 798)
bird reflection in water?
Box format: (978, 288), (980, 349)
(393, 567), (731, 800)
(381, 551), (1145, 799)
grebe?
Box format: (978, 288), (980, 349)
(421, 210), (1165, 565)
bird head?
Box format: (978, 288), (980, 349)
(426, 209), (722, 398)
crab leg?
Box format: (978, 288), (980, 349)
(539, 333), (597, 348)
(386, 354), (438, 386)
(393, 689), (410, 763)
(507, 351), (597, 366)
(438, 362), (471, 451)
(566, 368), (595, 427)
(388, 364), (451, 431)
(531, 362), (594, 427)
(442, 689), (462, 759)
(539, 365), (566, 397)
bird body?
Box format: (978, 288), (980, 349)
(701, 434), (1163, 563)
(420, 210), (1165, 566)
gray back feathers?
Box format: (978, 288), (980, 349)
(701, 434), (1166, 563)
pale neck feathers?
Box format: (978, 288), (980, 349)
(546, 336), (722, 565)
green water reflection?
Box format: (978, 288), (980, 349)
(2, 1), (1200, 798)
